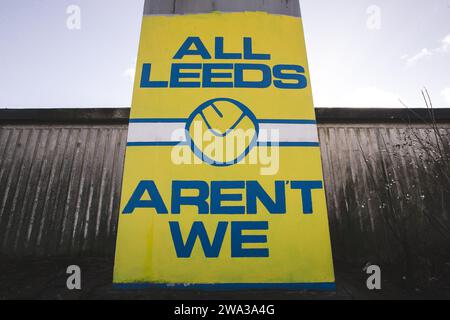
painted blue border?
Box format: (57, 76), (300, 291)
(127, 141), (186, 147)
(113, 282), (336, 291)
(127, 115), (320, 149)
(258, 119), (317, 124)
(126, 141), (320, 147)
(258, 142), (320, 147)
(128, 118), (317, 124)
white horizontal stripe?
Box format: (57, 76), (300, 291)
(127, 122), (319, 143)
(258, 123), (319, 143)
(127, 122), (186, 142)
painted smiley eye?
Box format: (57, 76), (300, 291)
(185, 98), (259, 166)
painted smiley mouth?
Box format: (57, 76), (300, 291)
(185, 98), (260, 167)
(199, 105), (248, 138)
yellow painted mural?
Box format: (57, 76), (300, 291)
(114, 12), (335, 290)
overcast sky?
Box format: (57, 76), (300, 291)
(0, 0), (449, 108)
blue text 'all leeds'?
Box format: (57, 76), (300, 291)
(140, 37), (308, 89)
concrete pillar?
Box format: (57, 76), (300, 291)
(144, 0), (300, 17)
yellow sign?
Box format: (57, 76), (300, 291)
(114, 12), (335, 290)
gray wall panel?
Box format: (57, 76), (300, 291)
(0, 125), (127, 257)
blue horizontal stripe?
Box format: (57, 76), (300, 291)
(128, 118), (317, 125)
(129, 118), (187, 123)
(258, 119), (317, 124)
(127, 141), (186, 147)
(127, 142), (320, 148)
(258, 142), (320, 147)
(113, 282), (336, 291)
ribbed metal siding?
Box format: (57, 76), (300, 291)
(0, 125), (127, 257)
(0, 123), (449, 259)
(320, 124), (450, 264)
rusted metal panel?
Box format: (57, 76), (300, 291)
(0, 117), (449, 262)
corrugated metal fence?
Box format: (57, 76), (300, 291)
(320, 123), (450, 265)
(0, 124), (127, 257)
(1, 109), (450, 268)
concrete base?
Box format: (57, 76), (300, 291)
(0, 257), (434, 300)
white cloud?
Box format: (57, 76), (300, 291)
(122, 67), (135, 81)
(441, 87), (450, 105)
(402, 33), (450, 66)
(402, 48), (432, 66)
(438, 34), (450, 52)
(338, 87), (403, 108)
(400, 54), (409, 60)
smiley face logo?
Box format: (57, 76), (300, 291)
(185, 98), (259, 166)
